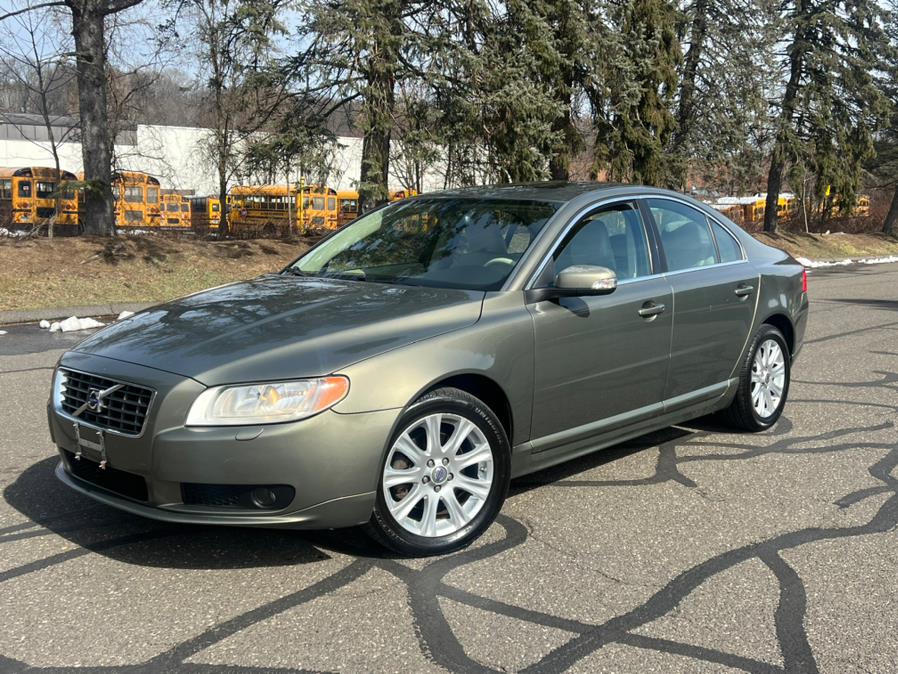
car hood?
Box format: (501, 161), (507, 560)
(72, 274), (484, 385)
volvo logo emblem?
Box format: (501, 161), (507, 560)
(431, 465), (449, 485)
(87, 389), (102, 412)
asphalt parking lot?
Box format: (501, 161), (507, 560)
(1, 263), (896, 674)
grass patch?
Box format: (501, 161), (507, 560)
(0, 235), (311, 312)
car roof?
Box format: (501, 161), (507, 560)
(418, 181), (689, 203)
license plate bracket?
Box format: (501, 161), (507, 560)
(72, 422), (108, 469)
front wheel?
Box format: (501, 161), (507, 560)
(367, 387), (510, 556)
(723, 324), (791, 431)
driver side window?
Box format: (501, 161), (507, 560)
(539, 201), (652, 286)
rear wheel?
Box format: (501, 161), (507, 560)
(368, 387), (510, 556)
(723, 324), (791, 431)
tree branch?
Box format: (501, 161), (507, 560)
(0, 2), (66, 23)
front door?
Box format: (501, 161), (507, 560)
(528, 200), (673, 449)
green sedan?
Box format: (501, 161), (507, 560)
(48, 183), (808, 555)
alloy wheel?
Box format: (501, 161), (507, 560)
(751, 338), (786, 418)
(382, 413), (494, 538)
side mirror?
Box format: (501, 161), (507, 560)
(526, 265), (617, 303)
(555, 265), (617, 294)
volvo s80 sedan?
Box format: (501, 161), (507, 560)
(48, 183), (808, 555)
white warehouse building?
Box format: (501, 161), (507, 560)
(0, 113), (447, 195)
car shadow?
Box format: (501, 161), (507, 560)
(4, 418), (748, 570)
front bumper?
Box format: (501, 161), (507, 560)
(48, 353), (401, 529)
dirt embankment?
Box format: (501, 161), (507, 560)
(1, 230), (897, 313)
(753, 231), (898, 261)
(0, 236), (311, 312)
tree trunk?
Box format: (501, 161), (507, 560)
(670, 0), (708, 162)
(763, 17), (808, 234)
(549, 92), (574, 181)
(218, 172), (229, 238)
(883, 186), (898, 235)
(358, 64), (395, 212)
(70, 3), (115, 236)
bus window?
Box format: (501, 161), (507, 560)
(313, 197), (325, 210)
(147, 187), (159, 204)
(212, 202), (220, 212)
(327, 197), (336, 210)
(181, 203), (189, 212)
(36, 181), (55, 198)
(124, 186), (142, 203)
(18, 181), (32, 198)
(0, 179), (11, 199)
(125, 210), (143, 223)
(166, 203), (178, 212)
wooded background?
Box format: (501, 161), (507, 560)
(2, 0), (898, 237)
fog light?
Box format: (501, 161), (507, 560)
(250, 487), (278, 508)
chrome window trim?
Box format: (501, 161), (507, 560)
(524, 197), (656, 290)
(53, 367), (156, 439)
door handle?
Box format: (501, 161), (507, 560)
(638, 302), (666, 318)
(734, 284), (755, 297)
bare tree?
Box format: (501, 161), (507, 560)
(0, 6), (78, 237)
(185, 0), (289, 237)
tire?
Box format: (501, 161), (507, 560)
(723, 324), (791, 432)
(367, 387), (511, 556)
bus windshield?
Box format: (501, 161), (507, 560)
(289, 197), (558, 291)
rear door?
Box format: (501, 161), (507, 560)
(528, 200), (673, 448)
(644, 198), (759, 405)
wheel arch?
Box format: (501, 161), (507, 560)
(760, 312), (795, 356)
(421, 372), (514, 445)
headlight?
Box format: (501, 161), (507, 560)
(185, 377), (349, 426)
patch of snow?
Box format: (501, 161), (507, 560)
(796, 255), (898, 269)
(858, 255), (898, 265)
(0, 227), (28, 239)
(116, 310), (135, 321)
(48, 316), (105, 333)
(794, 257), (851, 268)
(39, 319), (51, 329)
(0, 330), (7, 335)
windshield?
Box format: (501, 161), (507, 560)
(289, 197), (559, 290)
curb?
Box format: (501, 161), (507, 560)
(0, 302), (153, 326)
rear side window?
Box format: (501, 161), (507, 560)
(647, 199), (717, 272)
(711, 220), (743, 262)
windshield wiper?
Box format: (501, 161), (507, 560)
(283, 267), (311, 277)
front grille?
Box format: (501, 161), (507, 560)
(63, 450), (149, 501)
(60, 370), (153, 436)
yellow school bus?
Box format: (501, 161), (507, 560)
(228, 184), (339, 236)
(300, 186), (338, 229)
(187, 196), (221, 233)
(112, 171), (162, 228)
(336, 190), (359, 228)
(390, 188), (418, 202)
(161, 192), (192, 230)
(0, 166), (79, 231)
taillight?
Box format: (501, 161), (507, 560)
(801, 269), (808, 294)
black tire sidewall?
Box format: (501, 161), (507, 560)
(742, 325), (791, 430)
(371, 389), (511, 556)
